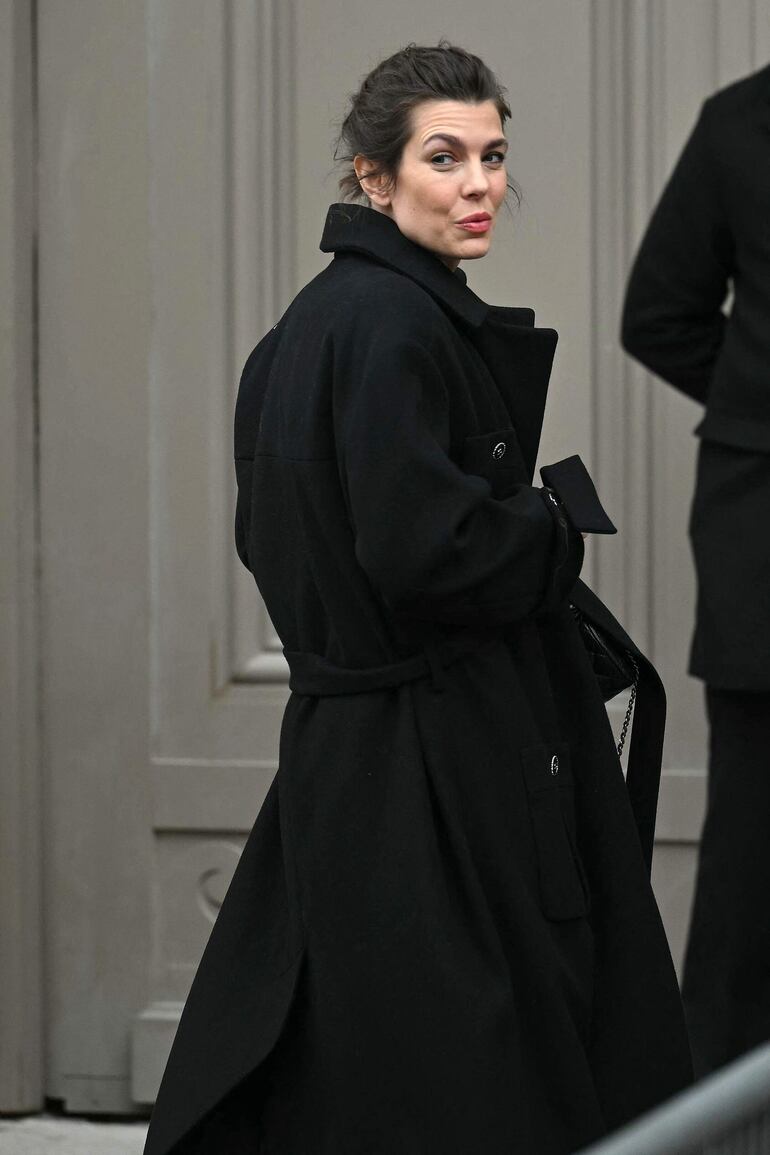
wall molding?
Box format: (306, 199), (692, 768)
(229, 0), (296, 684)
(591, 0), (762, 779)
(0, 0), (43, 1112)
(590, 0), (663, 655)
(150, 759), (276, 831)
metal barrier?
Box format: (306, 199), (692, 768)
(576, 1043), (770, 1155)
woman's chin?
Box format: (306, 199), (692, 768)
(455, 237), (492, 261)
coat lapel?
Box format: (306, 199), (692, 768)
(470, 312), (557, 479)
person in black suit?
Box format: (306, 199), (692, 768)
(622, 62), (770, 1079)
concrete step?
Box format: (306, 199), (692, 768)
(0, 1116), (149, 1154)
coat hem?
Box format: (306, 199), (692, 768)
(143, 948), (306, 1155)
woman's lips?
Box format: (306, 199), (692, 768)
(455, 219), (491, 233)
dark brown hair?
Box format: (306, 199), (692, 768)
(333, 40), (518, 205)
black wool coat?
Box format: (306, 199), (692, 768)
(144, 203), (692, 1155)
(622, 64), (770, 690)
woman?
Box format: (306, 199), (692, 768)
(145, 42), (692, 1155)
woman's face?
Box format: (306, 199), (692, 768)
(355, 99), (509, 271)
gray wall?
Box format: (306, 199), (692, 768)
(2, 0), (768, 1117)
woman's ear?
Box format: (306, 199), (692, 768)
(353, 155), (393, 207)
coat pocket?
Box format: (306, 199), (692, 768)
(520, 742), (590, 921)
(460, 426), (527, 497)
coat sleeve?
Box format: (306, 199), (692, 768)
(620, 99), (734, 404)
(333, 307), (584, 627)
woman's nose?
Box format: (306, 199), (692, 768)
(461, 160), (490, 196)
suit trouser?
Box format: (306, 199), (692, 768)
(681, 686), (770, 1078)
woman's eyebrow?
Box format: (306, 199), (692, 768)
(422, 133), (508, 151)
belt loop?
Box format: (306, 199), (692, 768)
(424, 642), (447, 694)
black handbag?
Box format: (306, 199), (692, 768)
(570, 601), (639, 757)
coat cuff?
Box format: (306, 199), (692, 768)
(537, 487), (585, 615)
(539, 455), (617, 534)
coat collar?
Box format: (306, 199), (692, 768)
(320, 202), (492, 327)
(319, 203), (557, 482)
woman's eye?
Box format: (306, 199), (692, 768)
(430, 151), (506, 167)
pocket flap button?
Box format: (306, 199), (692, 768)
(550, 754), (559, 776)
(492, 441), (506, 460)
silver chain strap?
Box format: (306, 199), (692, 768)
(616, 655), (640, 758)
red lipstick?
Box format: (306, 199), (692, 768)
(455, 212), (492, 233)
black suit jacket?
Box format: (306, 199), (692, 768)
(622, 64), (770, 690)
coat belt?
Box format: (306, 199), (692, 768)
(284, 630), (494, 696)
(286, 602), (665, 877)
